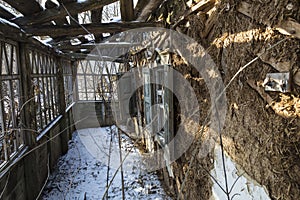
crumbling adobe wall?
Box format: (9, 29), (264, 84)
(152, 0), (300, 199)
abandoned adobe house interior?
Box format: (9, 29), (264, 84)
(0, 0), (299, 199)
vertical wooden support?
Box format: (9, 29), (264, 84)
(120, 0), (134, 21)
(19, 43), (35, 147)
(57, 58), (68, 154)
(19, 43), (41, 200)
(91, 8), (104, 42)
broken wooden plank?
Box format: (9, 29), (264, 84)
(237, 1), (300, 39)
(172, 0), (215, 28)
(120, 0), (134, 21)
(201, 7), (217, 38)
(0, 17), (26, 41)
(24, 22), (163, 37)
(13, 0), (118, 26)
(137, 0), (165, 21)
(4, 0), (43, 16)
(0, 4), (17, 20)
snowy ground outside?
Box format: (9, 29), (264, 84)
(211, 145), (271, 200)
(41, 127), (171, 200)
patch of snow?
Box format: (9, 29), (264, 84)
(41, 127), (171, 200)
(110, 16), (121, 22)
(210, 145), (271, 200)
(0, 0), (23, 17)
(32, 36), (53, 48)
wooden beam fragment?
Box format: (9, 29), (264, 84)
(0, 18), (26, 41)
(0, 4), (16, 20)
(13, 0), (118, 26)
(4, 0), (43, 16)
(120, 0), (134, 21)
(24, 22), (163, 37)
(237, 1), (300, 39)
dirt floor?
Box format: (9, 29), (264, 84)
(151, 0), (300, 199)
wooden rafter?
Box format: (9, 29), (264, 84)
(57, 42), (141, 51)
(0, 4), (16, 19)
(24, 22), (163, 37)
(120, 0), (134, 21)
(13, 0), (118, 26)
(4, 0), (43, 16)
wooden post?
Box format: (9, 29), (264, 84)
(19, 43), (36, 147)
(56, 58), (69, 154)
(120, 0), (134, 21)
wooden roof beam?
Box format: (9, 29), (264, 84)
(0, 4), (17, 20)
(4, 0), (43, 16)
(13, 0), (118, 26)
(24, 22), (163, 37)
(120, 0), (134, 21)
(57, 42), (141, 51)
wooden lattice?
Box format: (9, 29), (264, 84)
(28, 48), (59, 132)
(0, 40), (23, 167)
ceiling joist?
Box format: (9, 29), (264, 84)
(24, 22), (163, 37)
(13, 0), (118, 26)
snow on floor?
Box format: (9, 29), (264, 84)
(41, 127), (171, 200)
(210, 145), (271, 200)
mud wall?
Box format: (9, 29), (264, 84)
(153, 0), (300, 199)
